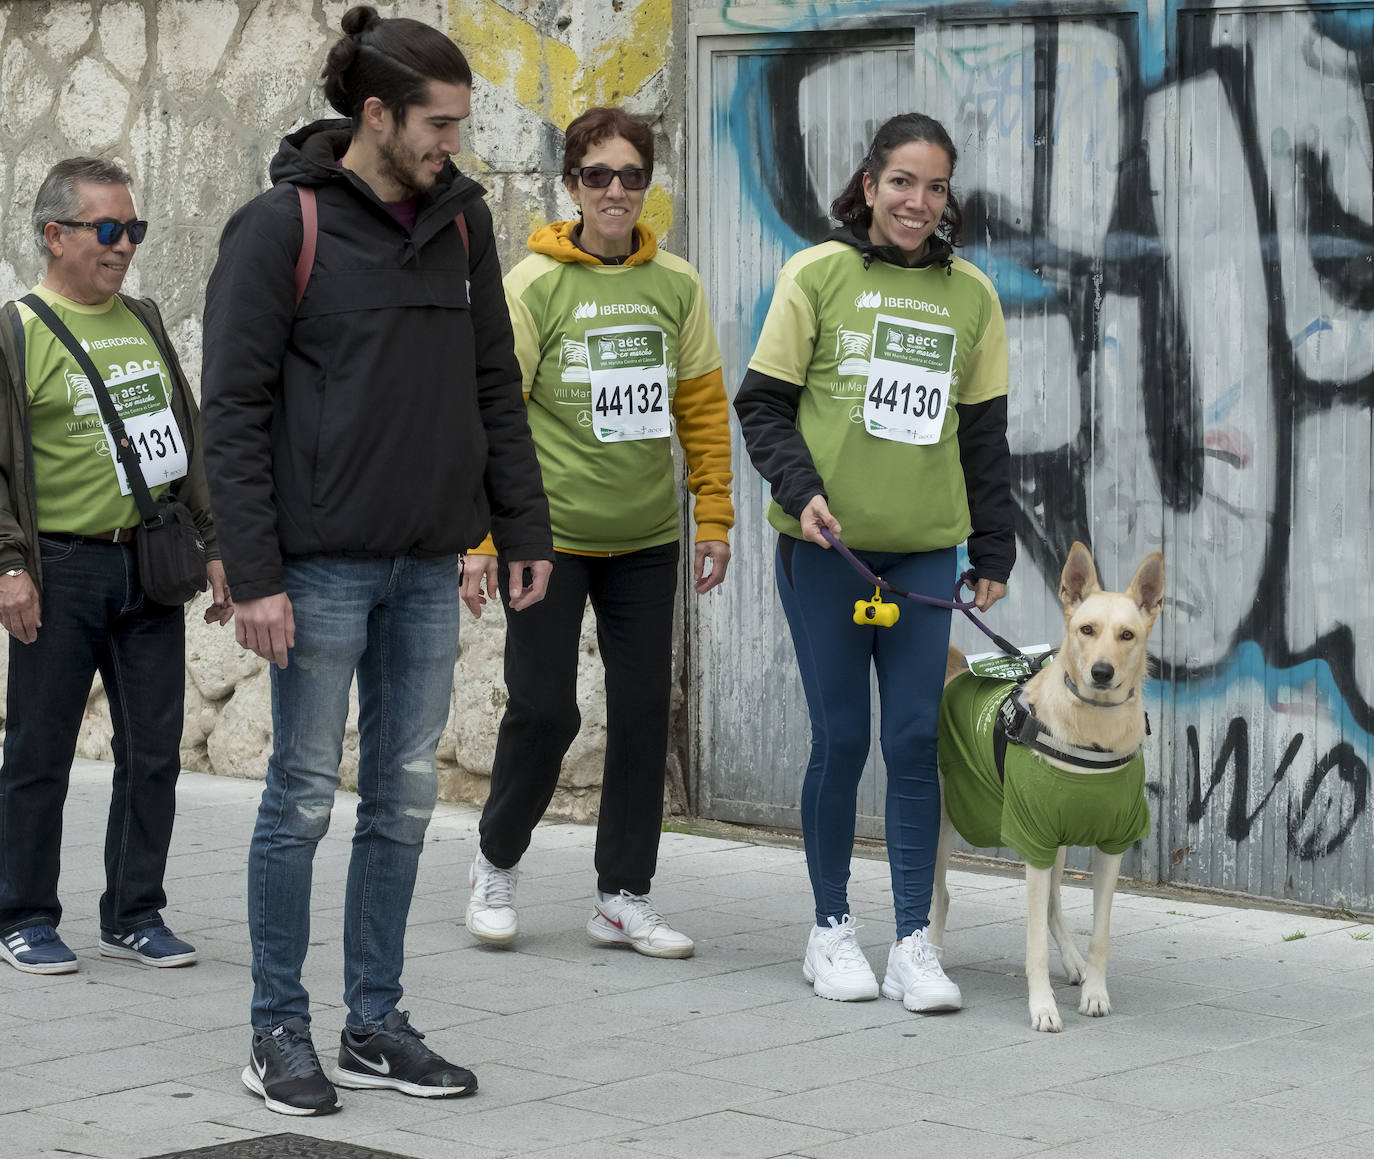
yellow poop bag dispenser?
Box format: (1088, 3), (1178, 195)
(853, 585), (899, 627)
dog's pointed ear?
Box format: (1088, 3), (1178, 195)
(1059, 542), (1100, 615)
(1127, 552), (1166, 621)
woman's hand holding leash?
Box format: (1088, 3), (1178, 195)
(800, 495), (841, 547)
(974, 578), (1006, 612)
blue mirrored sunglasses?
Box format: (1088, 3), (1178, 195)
(55, 219), (148, 246)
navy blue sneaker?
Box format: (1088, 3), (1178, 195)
(335, 1010), (477, 1097)
(99, 925), (197, 967)
(1, 925), (78, 975)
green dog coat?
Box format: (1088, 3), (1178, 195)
(938, 672), (1151, 869)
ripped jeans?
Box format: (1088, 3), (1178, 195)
(247, 554), (461, 1033)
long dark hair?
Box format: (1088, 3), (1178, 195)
(322, 5), (473, 129)
(830, 113), (964, 246)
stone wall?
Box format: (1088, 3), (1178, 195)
(0, 0), (689, 820)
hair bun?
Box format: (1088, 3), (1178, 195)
(340, 5), (380, 37)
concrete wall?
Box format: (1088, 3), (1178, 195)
(0, 0), (687, 818)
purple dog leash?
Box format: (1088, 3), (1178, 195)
(818, 527), (1027, 658)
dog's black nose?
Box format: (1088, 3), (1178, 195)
(1091, 661), (1115, 685)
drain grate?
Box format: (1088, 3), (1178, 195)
(144, 1134), (418, 1159)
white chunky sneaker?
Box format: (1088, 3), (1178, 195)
(802, 915), (879, 1001)
(465, 852), (519, 946)
(587, 891), (694, 959)
(881, 927), (962, 1012)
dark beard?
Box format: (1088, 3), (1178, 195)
(378, 135), (428, 198)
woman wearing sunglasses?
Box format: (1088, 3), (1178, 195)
(462, 106), (733, 958)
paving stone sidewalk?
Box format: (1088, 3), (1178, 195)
(2, 761), (1372, 1159)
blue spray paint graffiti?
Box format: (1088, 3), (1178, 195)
(710, 1), (1374, 904)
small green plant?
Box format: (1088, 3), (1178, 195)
(1165, 910), (1194, 918)
(1350, 931), (1372, 942)
(1282, 929), (1307, 942)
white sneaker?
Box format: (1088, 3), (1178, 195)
(881, 928), (962, 1012)
(465, 852), (519, 945)
(802, 915), (879, 1001)
(587, 891), (694, 959)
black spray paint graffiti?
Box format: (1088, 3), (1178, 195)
(745, 5), (1373, 872)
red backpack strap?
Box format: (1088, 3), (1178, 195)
(294, 185), (318, 308)
(456, 211), (468, 257)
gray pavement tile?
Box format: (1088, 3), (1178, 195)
(461, 1001), (662, 1049)
(347, 1128), (503, 1158)
(1206, 978), (1374, 1023)
(1138, 951), (1338, 990)
(708, 961), (818, 1002)
(0, 1067), (100, 1113)
(17, 1041), (224, 1096)
(1192, 910), (1361, 940)
(1064, 1059), (1291, 1112)
(1251, 1068), (1374, 1125)
(1285, 1134), (1374, 1157)
(551, 1070), (775, 1122)
(405, 1099), (645, 1152)
(1234, 931), (1374, 969)
(755, 993), (912, 1032)
(0, 1007), (196, 1064)
(414, 962), (623, 1017)
(38, 1078), (261, 1131)
(617, 1108), (847, 1159)
(929, 1086), (1173, 1147)
(1184, 1035), (1363, 1084)
(795, 1114), (1048, 1159)
(217, 1082), (453, 1141)
(682, 1041), (906, 1093)
(435, 1060), (592, 1108)
(747, 1076), (963, 1132)
(581, 977), (788, 1024)
(1099, 1001), (1319, 1047)
(875, 1031), (1202, 1101)
(1321, 962), (1374, 992)
(0, 975), (167, 1020)
(1042, 1100), (1371, 1158)
(498, 1033), (721, 1084)
(519, 1144), (656, 1159)
(640, 1010), (829, 1056)
(808, 1011), (1040, 1065)
(1280, 1011), (1374, 1051)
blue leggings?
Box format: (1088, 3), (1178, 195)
(775, 536), (954, 938)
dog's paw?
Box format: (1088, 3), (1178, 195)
(1079, 989), (1111, 1017)
(1029, 1003), (1063, 1033)
(1062, 958), (1087, 986)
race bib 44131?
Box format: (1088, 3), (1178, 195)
(100, 366), (188, 495)
(585, 325), (670, 443)
(862, 313), (956, 445)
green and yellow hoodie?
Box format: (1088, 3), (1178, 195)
(474, 221), (733, 557)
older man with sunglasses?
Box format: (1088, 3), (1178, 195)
(0, 157), (230, 976)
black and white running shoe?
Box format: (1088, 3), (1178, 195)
(241, 1017), (341, 1116)
(335, 1010), (477, 1098)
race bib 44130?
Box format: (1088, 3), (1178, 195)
(862, 313), (956, 445)
(585, 325), (670, 443)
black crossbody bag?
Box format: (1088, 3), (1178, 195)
(22, 294), (207, 605)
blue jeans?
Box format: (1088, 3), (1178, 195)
(0, 536), (185, 937)
(775, 536), (954, 939)
(247, 554), (461, 1033)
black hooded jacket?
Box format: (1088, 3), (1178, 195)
(201, 119), (552, 601)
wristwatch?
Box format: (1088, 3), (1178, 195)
(4, 568), (23, 577)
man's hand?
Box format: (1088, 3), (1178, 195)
(235, 592), (295, 668)
(507, 559), (552, 611)
(693, 540), (731, 594)
(799, 494), (841, 547)
(0, 570), (40, 644)
(203, 560), (234, 626)
(973, 577), (1007, 612)
(460, 554), (499, 618)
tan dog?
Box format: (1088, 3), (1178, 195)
(930, 542), (1165, 1032)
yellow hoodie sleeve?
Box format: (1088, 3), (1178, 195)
(672, 364), (735, 543)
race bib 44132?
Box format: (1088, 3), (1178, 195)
(862, 313), (956, 445)
(585, 324), (670, 443)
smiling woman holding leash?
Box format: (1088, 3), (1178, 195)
(735, 113), (1015, 1009)
(461, 106), (734, 959)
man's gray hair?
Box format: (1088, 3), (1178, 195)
(31, 157), (132, 252)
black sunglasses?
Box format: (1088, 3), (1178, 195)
(55, 219), (148, 246)
(568, 166), (650, 191)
